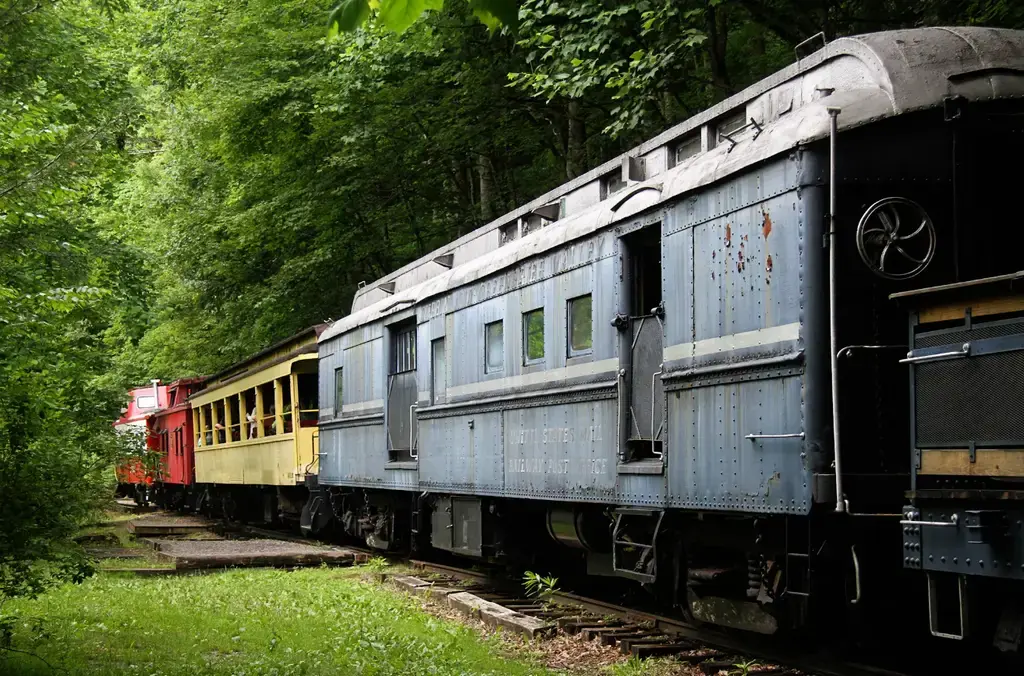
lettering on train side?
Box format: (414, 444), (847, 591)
(505, 425), (603, 445)
(506, 457), (609, 476)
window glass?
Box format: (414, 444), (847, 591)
(392, 323), (416, 373)
(673, 134), (701, 165)
(569, 295), (593, 354)
(485, 321), (504, 372)
(334, 367), (343, 413)
(523, 309), (544, 363)
(137, 395), (156, 409)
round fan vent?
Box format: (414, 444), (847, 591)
(855, 197), (936, 280)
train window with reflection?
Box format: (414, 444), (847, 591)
(523, 308), (544, 364)
(568, 295), (593, 356)
(334, 367), (343, 415)
(485, 320), (504, 373)
(391, 322), (416, 374)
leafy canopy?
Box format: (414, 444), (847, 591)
(328, 0), (520, 34)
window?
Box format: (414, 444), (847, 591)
(137, 395), (156, 409)
(600, 170), (626, 200)
(499, 221), (519, 246)
(672, 134), (701, 166)
(391, 322), (416, 373)
(523, 309), (545, 364)
(713, 110), (747, 148)
(485, 320), (504, 373)
(568, 295), (593, 356)
(334, 367), (343, 414)
(431, 339), (446, 405)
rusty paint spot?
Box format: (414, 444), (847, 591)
(712, 250), (716, 260)
(766, 254), (773, 272)
(762, 210), (772, 239)
(738, 249), (744, 263)
(724, 224), (732, 247)
(711, 271), (715, 280)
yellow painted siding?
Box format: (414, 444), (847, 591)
(195, 434), (299, 485)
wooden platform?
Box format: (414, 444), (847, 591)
(127, 515), (215, 536)
(155, 539), (356, 570)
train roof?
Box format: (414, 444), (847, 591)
(321, 26), (1024, 344)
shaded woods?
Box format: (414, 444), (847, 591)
(2, 0), (1023, 612)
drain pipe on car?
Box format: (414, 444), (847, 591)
(827, 106), (847, 514)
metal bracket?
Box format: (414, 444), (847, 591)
(750, 118), (763, 140)
(650, 301), (665, 319)
(969, 441), (976, 464)
(610, 313), (630, 330)
(943, 95), (967, 122)
(719, 130), (739, 151)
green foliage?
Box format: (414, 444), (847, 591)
(1, 568), (551, 674)
(731, 659), (760, 676)
(364, 556), (390, 573)
(1, 0), (140, 605)
(328, 0), (519, 35)
(522, 570), (559, 599)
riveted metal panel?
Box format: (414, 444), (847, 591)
(418, 411), (503, 493)
(503, 401), (617, 501)
(667, 373), (808, 514)
(690, 185), (801, 343)
(616, 472), (668, 507)
(319, 421), (416, 490)
(662, 209), (694, 347)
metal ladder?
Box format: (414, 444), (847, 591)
(783, 515), (812, 622)
(612, 508), (665, 583)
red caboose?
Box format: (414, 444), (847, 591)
(113, 380), (169, 504)
(146, 377), (206, 509)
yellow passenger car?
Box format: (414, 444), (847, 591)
(190, 324), (326, 489)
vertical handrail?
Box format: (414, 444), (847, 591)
(651, 365), (663, 459)
(827, 106), (846, 513)
(409, 403), (418, 459)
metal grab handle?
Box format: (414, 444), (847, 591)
(651, 366), (663, 459)
(901, 513), (959, 528)
(745, 432), (805, 440)
(899, 343), (970, 364)
(409, 404), (418, 459)
(850, 545), (861, 605)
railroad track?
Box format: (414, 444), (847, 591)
(224, 523), (971, 676)
(402, 559), (908, 676)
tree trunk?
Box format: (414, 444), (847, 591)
(477, 153), (496, 222)
(566, 99), (587, 180)
(705, 2), (732, 99)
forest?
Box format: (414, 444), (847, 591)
(2, 0), (1024, 609)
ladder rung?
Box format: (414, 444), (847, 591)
(785, 590), (811, 597)
(787, 552), (809, 558)
(614, 540), (654, 549)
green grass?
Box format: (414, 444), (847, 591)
(1, 567), (555, 675)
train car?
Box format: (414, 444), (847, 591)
(894, 273), (1024, 648)
(113, 379), (169, 504)
(188, 325), (325, 524)
(308, 26), (1024, 653)
(145, 377), (207, 509)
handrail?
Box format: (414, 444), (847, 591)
(651, 366), (663, 459)
(409, 404), (419, 459)
(899, 343), (970, 364)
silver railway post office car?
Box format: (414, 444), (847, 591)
(308, 28), (1024, 649)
